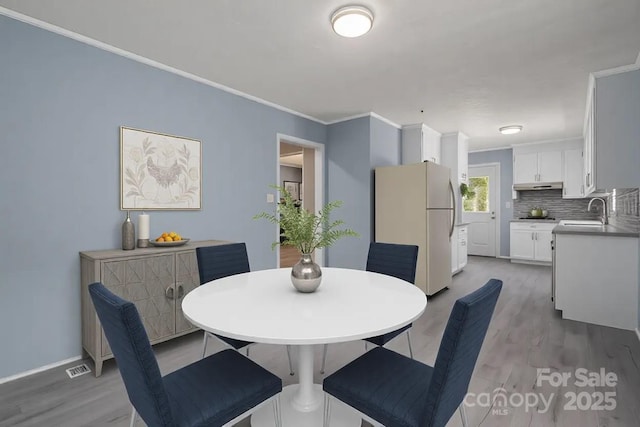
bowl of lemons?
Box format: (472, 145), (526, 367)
(149, 232), (190, 247)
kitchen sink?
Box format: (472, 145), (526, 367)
(558, 220), (603, 227)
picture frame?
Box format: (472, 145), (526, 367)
(283, 181), (300, 201)
(120, 126), (202, 210)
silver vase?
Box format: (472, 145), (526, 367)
(291, 253), (322, 293)
(121, 211), (135, 250)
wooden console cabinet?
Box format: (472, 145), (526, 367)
(80, 240), (228, 376)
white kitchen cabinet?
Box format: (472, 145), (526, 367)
(583, 70), (640, 194)
(513, 151), (562, 184)
(451, 225), (468, 275)
(458, 225), (468, 270)
(555, 232), (638, 330)
(510, 222), (554, 263)
(401, 124), (441, 164)
(450, 226), (458, 274)
(562, 148), (584, 198)
(441, 132), (469, 185)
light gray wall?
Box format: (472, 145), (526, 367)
(468, 149), (514, 257)
(369, 117), (402, 240)
(326, 117), (371, 268)
(595, 70), (640, 190)
(0, 15), (326, 379)
(280, 165), (302, 185)
(325, 116), (402, 269)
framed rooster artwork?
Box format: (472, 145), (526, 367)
(120, 126), (201, 210)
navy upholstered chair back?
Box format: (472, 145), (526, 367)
(196, 243), (250, 284)
(422, 278), (503, 426)
(366, 242), (419, 283)
(88, 282), (173, 427)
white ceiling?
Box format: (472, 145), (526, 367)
(2, 0), (639, 150)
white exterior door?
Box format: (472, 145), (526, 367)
(463, 165), (498, 257)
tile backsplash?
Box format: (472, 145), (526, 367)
(513, 188), (640, 231)
(513, 190), (600, 220)
(609, 188), (639, 231)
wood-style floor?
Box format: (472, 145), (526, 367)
(1, 257), (639, 426)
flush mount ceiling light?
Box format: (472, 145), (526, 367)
(331, 6), (374, 38)
(499, 125), (523, 135)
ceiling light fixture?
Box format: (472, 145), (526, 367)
(499, 125), (523, 135)
(331, 6), (374, 38)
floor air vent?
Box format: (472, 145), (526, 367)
(66, 364), (91, 379)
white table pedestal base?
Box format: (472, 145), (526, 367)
(251, 384), (361, 427)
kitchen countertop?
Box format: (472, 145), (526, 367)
(552, 224), (639, 237)
(510, 219), (560, 223)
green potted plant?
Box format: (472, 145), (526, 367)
(460, 182), (476, 199)
(254, 185), (358, 292)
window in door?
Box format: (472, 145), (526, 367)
(463, 176), (489, 212)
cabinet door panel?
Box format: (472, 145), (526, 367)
(563, 149), (583, 198)
(101, 254), (175, 356)
(175, 251), (201, 333)
(538, 151), (562, 182)
(510, 229), (535, 259)
(534, 231), (553, 262)
(514, 153), (538, 183)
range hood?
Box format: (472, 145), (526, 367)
(513, 182), (563, 191)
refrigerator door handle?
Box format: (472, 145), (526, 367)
(449, 180), (456, 238)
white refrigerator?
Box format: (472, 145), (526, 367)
(375, 162), (455, 295)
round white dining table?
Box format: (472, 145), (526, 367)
(182, 267), (427, 427)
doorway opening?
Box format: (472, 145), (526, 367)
(462, 163), (501, 257)
(276, 134), (325, 268)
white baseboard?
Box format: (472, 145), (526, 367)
(497, 255), (511, 260)
(0, 355), (82, 385)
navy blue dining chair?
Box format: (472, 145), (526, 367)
(88, 282), (282, 427)
(196, 243), (294, 375)
(320, 242), (419, 374)
(322, 278), (503, 427)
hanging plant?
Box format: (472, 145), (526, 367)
(460, 182), (476, 199)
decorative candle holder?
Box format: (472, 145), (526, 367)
(137, 238), (149, 248)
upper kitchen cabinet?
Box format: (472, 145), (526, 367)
(584, 69), (640, 194)
(513, 148), (562, 184)
(401, 124), (441, 164)
(562, 147), (584, 198)
(441, 132), (469, 184)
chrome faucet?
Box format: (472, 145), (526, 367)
(587, 197), (609, 225)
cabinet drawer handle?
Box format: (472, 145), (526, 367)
(177, 283), (184, 299)
(165, 286), (175, 300)
(531, 232), (534, 240)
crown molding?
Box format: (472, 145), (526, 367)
(326, 112), (401, 129)
(509, 136), (582, 149)
(591, 63), (640, 78)
(468, 145), (513, 153)
(0, 7), (326, 125)
(370, 112), (401, 129)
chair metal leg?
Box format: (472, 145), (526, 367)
(129, 405), (136, 427)
(459, 402), (469, 427)
(201, 332), (209, 358)
(364, 341), (369, 352)
(273, 395), (282, 427)
(246, 345), (250, 357)
(406, 330), (414, 359)
(320, 344), (328, 375)
(286, 345), (295, 376)
(323, 393), (331, 427)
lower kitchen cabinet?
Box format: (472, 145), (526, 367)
(554, 233), (638, 330)
(510, 222), (554, 263)
(452, 225), (468, 275)
(80, 239), (228, 376)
